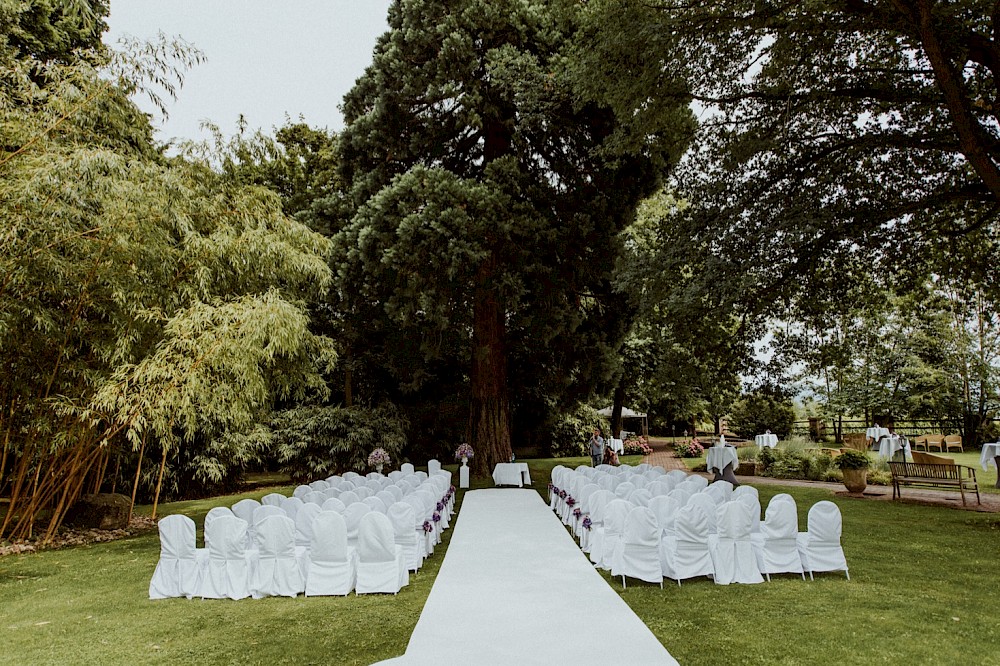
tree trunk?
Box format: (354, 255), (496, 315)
(469, 259), (512, 478)
(611, 378), (626, 439)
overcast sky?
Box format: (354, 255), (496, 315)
(106, 0), (393, 143)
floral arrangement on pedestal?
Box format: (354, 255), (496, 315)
(368, 447), (391, 471)
(455, 443), (474, 464)
(674, 437), (704, 458)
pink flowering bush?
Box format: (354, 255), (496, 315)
(674, 437), (704, 458)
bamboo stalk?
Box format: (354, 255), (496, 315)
(128, 432), (147, 525)
(151, 443), (169, 520)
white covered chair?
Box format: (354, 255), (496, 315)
(388, 502), (424, 572)
(203, 506), (234, 545)
(305, 511), (356, 596)
(304, 490), (326, 506)
(385, 485), (404, 503)
(667, 487), (692, 508)
(627, 488), (653, 507)
(598, 499), (632, 571)
(344, 502), (372, 551)
(666, 469), (688, 485)
(613, 482), (636, 500)
(752, 498), (804, 581)
(711, 501), (764, 585)
(253, 505), (285, 525)
(648, 478), (673, 497)
(797, 501), (849, 580)
(322, 497), (347, 514)
(427, 459), (442, 475)
(339, 490), (361, 506)
(261, 492), (285, 507)
(612, 506), (663, 588)
(310, 479), (331, 492)
(294, 503), (322, 548)
(681, 475), (709, 492)
(735, 492), (762, 534)
(687, 493), (719, 534)
(663, 504), (714, 585)
(705, 480), (734, 505)
(198, 515), (251, 600)
(376, 490), (398, 510)
(150, 515), (202, 599)
(292, 484), (311, 499)
(280, 496), (304, 522)
(353, 486), (373, 500)
(574, 483), (600, 539)
(403, 494), (434, 556)
(401, 463), (415, 475)
(732, 485), (759, 502)
(648, 495), (681, 538)
(356, 512), (409, 594)
(251, 515), (304, 598)
(582, 489), (613, 555)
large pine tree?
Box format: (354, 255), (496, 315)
(335, 0), (691, 475)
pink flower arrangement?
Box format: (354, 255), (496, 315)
(454, 443), (475, 461)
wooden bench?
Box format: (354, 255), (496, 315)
(888, 452), (980, 507)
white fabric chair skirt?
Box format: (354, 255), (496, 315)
(306, 511), (357, 596)
(356, 512), (409, 594)
(710, 501), (763, 585)
(251, 515), (304, 598)
(150, 515), (203, 599)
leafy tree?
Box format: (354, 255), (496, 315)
(728, 391), (796, 439)
(574, 0), (1000, 314)
(334, 0), (691, 475)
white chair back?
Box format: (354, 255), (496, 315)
(322, 497), (347, 513)
(280, 496), (304, 521)
(253, 505), (285, 524)
(261, 492), (285, 507)
(149, 515), (200, 599)
(294, 503), (322, 547)
(251, 515), (303, 599)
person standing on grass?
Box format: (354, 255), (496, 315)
(589, 428), (605, 467)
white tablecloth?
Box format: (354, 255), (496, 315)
(706, 446), (739, 473)
(754, 434), (778, 448)
(492, 463), (532, 487)
(876, 434), (910, 460)
(607, 438), (624, 454)
(866, 426), (890, 442)
(981, 443), (1000, 471)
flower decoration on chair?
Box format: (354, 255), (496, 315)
(422, 520), (433, 534)
(436, 501), (444, 512)
(566, 496), (576, 507)
(432, 511), (441, 523)
(454, 443), (475, 461)
(367, 447), (391, 468)
(572, 507), (582, 518)
(582, 516), (592, 531)
(558, 489), (567, 499)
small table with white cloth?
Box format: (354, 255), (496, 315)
(981, 442), (1000, 488)
(866, 426), (890, 445)
(754, 434), (778, 448)
(876, 434), (910, 461)
(492, 462), (532, 487)
(706, 446), (740, 487)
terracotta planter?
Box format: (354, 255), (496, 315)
(842, 468), (868, 493)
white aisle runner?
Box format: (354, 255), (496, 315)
(381, 489), (678, 665)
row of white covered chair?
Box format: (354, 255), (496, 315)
(151, 468), (455, 600)
(551, 465), (847, 587)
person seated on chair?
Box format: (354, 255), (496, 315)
(603, 443), (619, 466)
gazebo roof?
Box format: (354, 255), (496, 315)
(596, 406), (647, 418)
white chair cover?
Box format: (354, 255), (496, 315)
(711, 501), (763, 585)
(198, 515), (251, 599)
(614, 482), (636, 500)
(342, 471), (362, 482)
(401, 463), (415, 475)
(294, 503), (322, 548)
(339, 490), (361, 506)
(751, 498), (803, 580)
(682, 475), (709, 492)
(353, 486), (373, 500)
(388, 502), (423, 572)
(403, 494), (434, 556)
(687, 493), (718, 534)
(574, 484), (600, 538)
(732, 485), (759, 501)
(663, 504), (714, 584)
(232, 498), (261, 547)
(304, 490), (326, 506)
(204, 506), (234, 547)
(769, 493), (795, 509)
(797, 501), (849, 579)
(376, 490), (398, 509)
(356, 512), (409, 594)
(322, 497), (347, 513)
(305, 511), (356, 596)
(388, 470), (403, 481)
(735, 492), (762, 534)
(427, 459), (442, 475)
(648, 478), (673, 497)
(261, 492), (285, 507)
(667, 488), (692, 508)
(648, 495), (681, 537)
(363, 496), (388, 514)
(612, 506), (663, 586)
(705, 481), (734, 505)
(627, 488), (653, 507)
(310, 479), (331, 491)
(414, 471), (428, 481)
(385, 485), (404, 502)
(253, 505), (285, 524)
(344, 502), (372, 550)
(251, 515), (303, 598)
(150, 515), (201, 599)
(292, 484), (311, 499)
(598, 499), (632, 571)
(666, 469), (688, 484)
(279, 497), (304, 523)
(583, 489), (613, 555)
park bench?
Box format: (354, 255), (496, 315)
(888, 452), (980, 507)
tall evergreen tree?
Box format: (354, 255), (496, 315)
(335, 0), (692, 474)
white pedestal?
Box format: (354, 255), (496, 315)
(460, 465), (470, 489)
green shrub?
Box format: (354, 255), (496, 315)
(834, 449), (871, 470)
(546, 404), (609, 457)
(272, 404), (408, 480)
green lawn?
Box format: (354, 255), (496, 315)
(2, 460), (998, 665)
